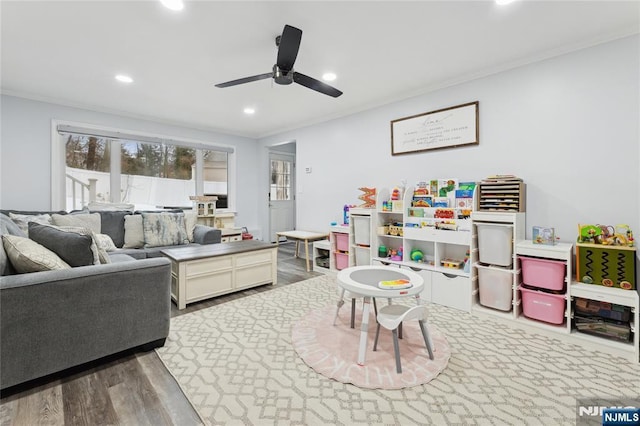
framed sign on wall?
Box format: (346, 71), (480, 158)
(390, 101), (479, 155)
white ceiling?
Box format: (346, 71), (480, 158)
(1, 1), (638, 139)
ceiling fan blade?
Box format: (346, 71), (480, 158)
(276, 25), (302, 71)
(293, 72), (343, 98)
(215, 72), (272, 88)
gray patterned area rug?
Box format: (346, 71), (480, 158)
(156, 275), (640, 425)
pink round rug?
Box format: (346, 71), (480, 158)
(291, 303), (451, 389)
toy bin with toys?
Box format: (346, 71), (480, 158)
(575, 224), (636, 290)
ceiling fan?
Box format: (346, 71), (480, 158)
(215, 25), (343, 98)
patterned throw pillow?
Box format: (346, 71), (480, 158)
(141, 212), (189, 248)
(51, 213), (101, 234)
(1, 234), (71, 273)
(184, 212), (197, 242)
(8, 213), (52, 234)
(94, 233), (117, 252)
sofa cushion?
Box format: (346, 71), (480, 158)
(123, 215), (144, 249)
(108, 253), (137, 263)
(51, 213), (101, 234)
(111, 248), (148, 260)
(95, 233), (117, 252)
(8, 212), (52, 234)
(93, 210), (129, 248)
(185, 211), (197, 242)
(1, 213), (27, 276)
(27, 222), (109, 266)
(141, 212), (189, 248)
(1, 234), (71, 273)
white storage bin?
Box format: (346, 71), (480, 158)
(354, 246), (370, 266)
(477, 264), (513, 311)
(353, 216), (371, 246)
(477, 224), (513, 266)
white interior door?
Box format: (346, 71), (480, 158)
(268, 152), (295, 242)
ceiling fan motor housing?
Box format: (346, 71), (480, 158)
(273, 65), (294, 85)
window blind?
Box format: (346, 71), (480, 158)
(57, 124), (234, 153)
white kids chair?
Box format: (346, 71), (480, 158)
(372, 304), (434, 373)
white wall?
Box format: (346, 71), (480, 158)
(0, 95), (261, 230)
(258, 35), (639, 245)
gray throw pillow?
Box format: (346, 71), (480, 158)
(28, 222), (102, 267)
(141, 212), (189, 248)
(92, 210), (129, 248)
(51, 213), (101, 234)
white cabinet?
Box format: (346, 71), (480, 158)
(371, 186), (474, 312)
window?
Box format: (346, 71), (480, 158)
(270, 159), (292, 201)
(61, 126), (231, 211)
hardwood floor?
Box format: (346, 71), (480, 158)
(0, 242), (322, 426)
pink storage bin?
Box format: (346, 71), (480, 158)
(335, 232), (349, 252)
(335, 252), (349, 270)
(519, 286), (566, 324)
(519, 256), (566, 291)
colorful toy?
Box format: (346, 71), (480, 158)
(391, 187), (401, 201)
(358, 187), (376, 208)
(576, 223), (636, 290)
(441, 258), (463, 269)
(410, 249), (424, 262)
(578, 223), (634, 247)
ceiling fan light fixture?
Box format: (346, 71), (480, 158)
(243, 107), (256, 115)
(160, 0), (184, 11)
(322, 72), (337, 82)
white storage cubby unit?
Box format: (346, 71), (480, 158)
(312, 239), (331, 274)
(349, 208), (373, 267)
(515, 240), (573, 333)
(471, 211), (526, 319)
(371, 186), (475, 312)
(329, 225), (352, 272)
(570, 282), (638, 362)
(482, 238), (639, 362)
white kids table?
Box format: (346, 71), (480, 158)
(334, 265), (425, 366)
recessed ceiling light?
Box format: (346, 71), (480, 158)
(243, 107), (255, 115)
(496, 0), (517, 5)
(115, 74), (133, 83)
(160, 0), (184, 11)
(322, 72), (337, 82)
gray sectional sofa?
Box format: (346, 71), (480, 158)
(0, 209), (222, 390)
